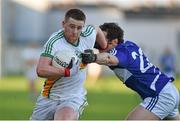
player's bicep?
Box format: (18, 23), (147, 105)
(37, 56), (52, 73)
(38, 56), (52, 66)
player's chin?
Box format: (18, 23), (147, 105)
(70, 37), (78, 42)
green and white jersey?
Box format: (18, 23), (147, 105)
(40, 25), (96, 100)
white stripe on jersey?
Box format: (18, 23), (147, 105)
(109, 48), (117, 56)
(150, 71), (161, 91)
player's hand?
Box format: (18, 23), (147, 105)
(81, 49), (97, 64)
(64, 57), (79, 77)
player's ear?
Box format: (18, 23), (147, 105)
(62, 21), (65, 28)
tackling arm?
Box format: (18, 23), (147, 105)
(96, 52), (119, 66)
(81, 49), (119, 66)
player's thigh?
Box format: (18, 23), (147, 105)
(125, 105), (159, 120)
(30, 96), (57, 120)
(173, 114), (180, 120)
(54, 96), (88, 120)
(165, 113), (180, 120)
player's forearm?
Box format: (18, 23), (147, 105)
(36, 56), (65, 78)
(37, 65), (64, 79)
(96, 53), (119, 66)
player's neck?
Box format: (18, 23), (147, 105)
(65, 37), (79, 47)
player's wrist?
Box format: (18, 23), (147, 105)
(81, 53), (97, 64)
(93, 54), (97, 62)
(64, 68), (70, 77)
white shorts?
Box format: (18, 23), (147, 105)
(140, 82), (180, 119)
(30, 95), (88, 120)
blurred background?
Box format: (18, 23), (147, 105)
(0, 0), (180, 120)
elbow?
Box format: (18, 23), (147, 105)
(98, 40), (108, 50)
(96, 42), (107, 50)
(36, 67), (45, 77)
(101, 44), (108, 50)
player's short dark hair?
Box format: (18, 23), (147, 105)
(65, 8), (86, 22)
(100, 23), (124, 44)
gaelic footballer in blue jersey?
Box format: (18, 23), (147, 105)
(82, 23), (180, 120)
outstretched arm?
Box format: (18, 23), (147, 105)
(81, 50), (119, 66)
(96, 52), (119, 66)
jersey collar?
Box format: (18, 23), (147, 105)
(64, 34), (80, 47)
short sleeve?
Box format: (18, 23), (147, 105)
(40, 32), (60, 59)
(110, 48), (129, 68)
(80, 25), (96, 49)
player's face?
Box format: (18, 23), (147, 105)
(102, 31), (118, 51)
(62, 17), (85, 44)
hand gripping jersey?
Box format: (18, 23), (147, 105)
(40, 25), (96, 100)
(109, 41), (171, 99)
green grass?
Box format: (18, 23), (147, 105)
(81, 91), (140, 119)
(0, 75), (179, 120)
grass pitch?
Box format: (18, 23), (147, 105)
(0, 75), (179, 120)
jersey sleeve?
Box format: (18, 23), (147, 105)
(80, 25), (96, 49)
(111, 48), (129, 67)
(40, 33), (58, 59)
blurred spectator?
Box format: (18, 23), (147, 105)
(160, 47), (176, 79)
(21, 42), (41, 101)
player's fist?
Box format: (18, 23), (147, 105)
(64, 57), (79, 77)
(81, 49), (97, 64)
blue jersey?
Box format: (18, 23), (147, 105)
(109, 40), (171, 99)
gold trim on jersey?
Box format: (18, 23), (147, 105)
(42, 79), (57, 97)
(80, 62), (87, 69)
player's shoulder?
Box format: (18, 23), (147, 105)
(112, 40), (136, 55)
(124, 40), (137, 47)
(44, 29), (64, 46)
(116, 40), (138, 50)
(49, 29), (64, 40)
(80, 25), (96, 37)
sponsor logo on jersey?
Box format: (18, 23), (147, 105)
(54, 56), (69, 68)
